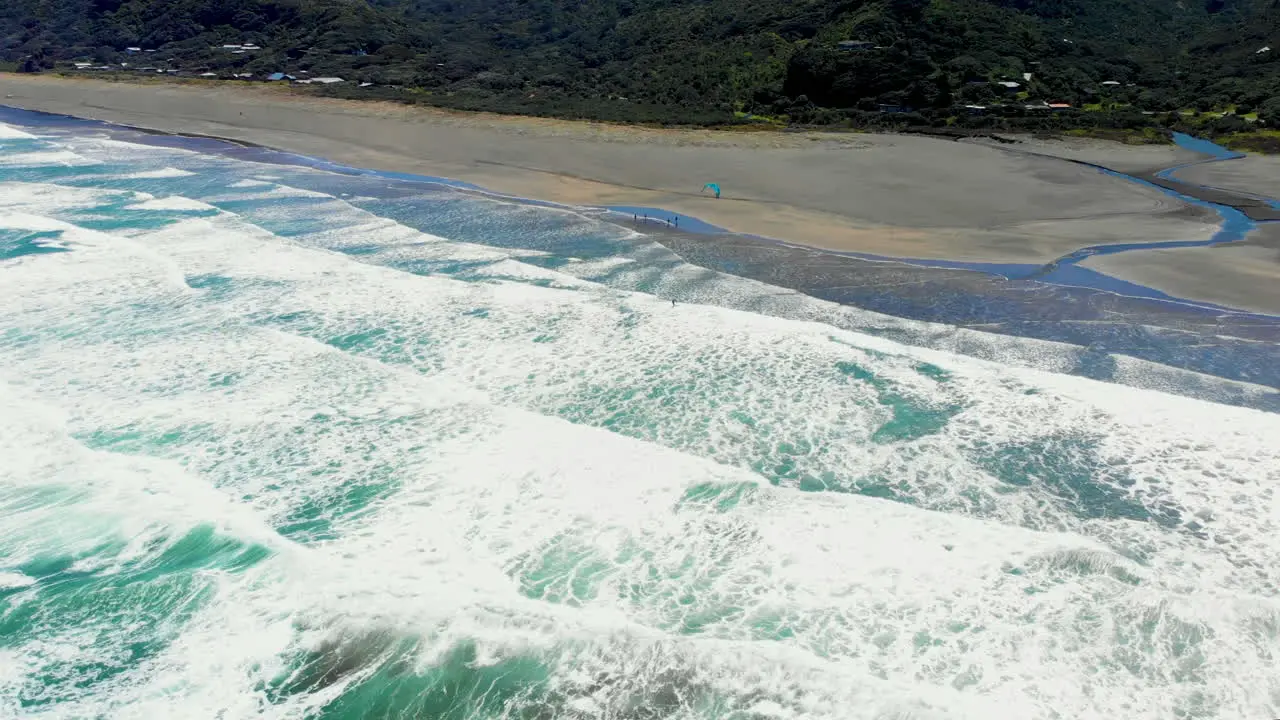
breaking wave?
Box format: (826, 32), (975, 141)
(2, 117), (1278, 720)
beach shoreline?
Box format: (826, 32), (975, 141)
(4, 73), (1280, 315)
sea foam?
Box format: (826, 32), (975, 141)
(1, 115), (1277, 720)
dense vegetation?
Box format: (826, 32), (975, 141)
(3, 0), (1279, 140)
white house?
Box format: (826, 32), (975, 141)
(837, 40), (875, 52)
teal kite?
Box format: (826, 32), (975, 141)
(702, 183), (721, 199)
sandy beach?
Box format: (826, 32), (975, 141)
(3, 73), (1278, 314)
(1081, 225), (1280, 316)
(0, 75), (1216, 257)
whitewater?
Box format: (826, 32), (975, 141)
(1, 115), (1278, 720)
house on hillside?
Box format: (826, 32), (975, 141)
(266, 72), (293, 81)
(837, 40), (875, 52)
(125, 47), (141, 54)
(310, 77), (345, 84)
(1101, 80), (1121, 87)
(1048, 103), (1072, 111)
(996, 81), (1020, 92)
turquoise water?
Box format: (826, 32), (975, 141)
(2, 117), (1279, 720)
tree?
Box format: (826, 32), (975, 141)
(2, 0), (1278, 139)
(1257, 97), (1280, 126)
(934, 75), (954, 108)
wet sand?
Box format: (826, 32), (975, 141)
(3, 73), (1278, 314)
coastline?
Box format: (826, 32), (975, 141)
(4, 95), (1280, 399)
(3, 73), (1280, 316)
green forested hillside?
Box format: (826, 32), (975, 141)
(3, 0), (1279, 134)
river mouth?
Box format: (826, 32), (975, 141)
(868, 133), (1278, 296)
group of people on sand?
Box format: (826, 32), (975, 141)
(633, 212), (680, 228)
(630, 181), (721, 229)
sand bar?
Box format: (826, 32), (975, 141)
(1081, 224), (1280, 316)
(1174, 155), (1280, 204)
(968, 135), (1205, 174)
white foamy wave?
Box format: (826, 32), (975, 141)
(3, 135), (1278, 720)
(0, 149), (97, 166)
(0, 181), (142, 213)
(78, 136), (198, 153)
(0, 123), (38, 139)
(0, 380), (287, 557)
(120, 167), (196, 179)
(0, 572), (35, 589)
(0, 211), (80, 233)
(126, 196), (216, 212)
(202, 182), (336, 204)
(0, 212), (190, 304)
(266, 183), (333, 198)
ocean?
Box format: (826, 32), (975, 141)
(1, 110), (1278, 720)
